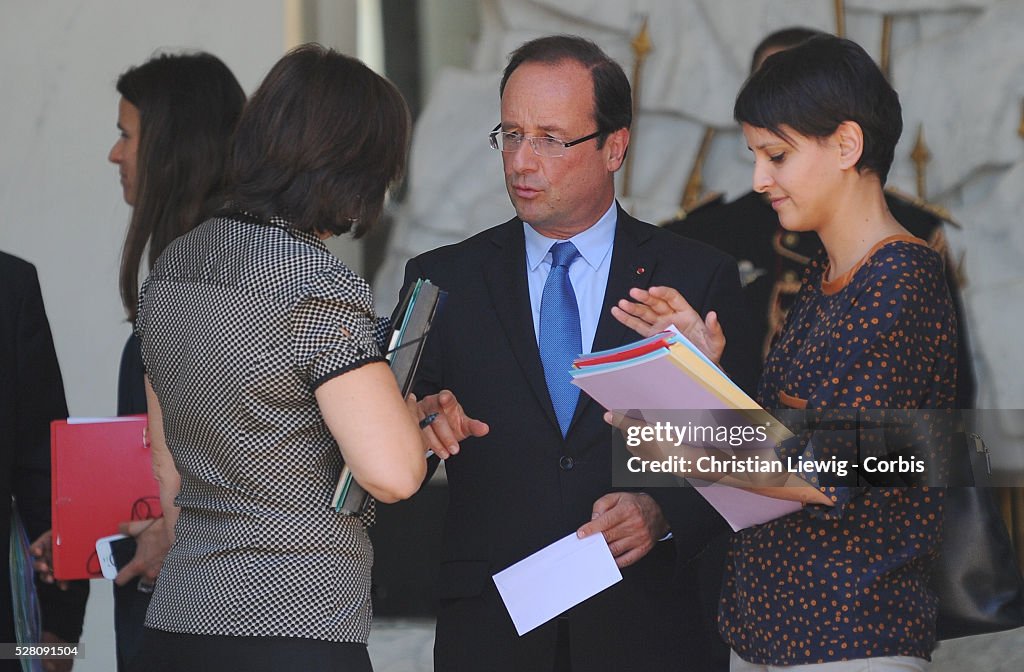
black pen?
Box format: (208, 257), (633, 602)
(419, 412), (439, 429)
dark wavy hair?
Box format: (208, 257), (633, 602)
(499, 35), (631, 148)
(117, 51), (245, 321)
(749, 26), (827, 74)
(734, 35), (902, 184)
(229, 44), (411, 238)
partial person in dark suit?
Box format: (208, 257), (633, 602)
(408, 35), (758, 672)
(1, 251), (88, 672)
(663, 26), (975, 409)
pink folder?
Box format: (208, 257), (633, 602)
(571, 329), (804, 530)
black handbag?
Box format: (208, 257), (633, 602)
(932, 433), (1024, 640)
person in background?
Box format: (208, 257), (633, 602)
(616, 35), (956, 671)
(664, 26), (974, 410)
(131, 44), (484, 671)
(109, 51), (246, 671)
(114, 52), (247, 672)
(31, 52), (245, 672)
(2, 251), (89, 672)
(111, 52), (247, 414)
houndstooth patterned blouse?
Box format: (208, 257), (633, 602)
(135, 212), (386, 643)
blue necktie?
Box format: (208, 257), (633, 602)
(539, 241), (582, 437)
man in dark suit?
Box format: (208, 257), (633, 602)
(0, 251), (88, 671)
(407, 36), (757, 672)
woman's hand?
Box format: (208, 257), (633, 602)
(612, 286), (725, 364)
(114, 518), (170, 588)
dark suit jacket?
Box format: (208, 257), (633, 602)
(0, 252), (88, 655)
(404, 205), (758, 672)
(113, 332), (154, 672)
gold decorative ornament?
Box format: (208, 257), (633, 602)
(834, 0), (846, 38)
(681, 127), (716, 212)
(884, 186), (960, 229)
(880, 15), (893, 80)
(911, 124), (931, 200)
(622, 16), (652, 199)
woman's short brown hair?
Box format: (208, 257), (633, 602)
(230, 44), (410, 237)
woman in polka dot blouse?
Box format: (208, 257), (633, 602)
(614, 36), (956, 671)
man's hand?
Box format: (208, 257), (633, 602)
(29, 530), (71, 589)
(415, 389), (489, 459)
(612, 286), (725, 364)
(576, 492), (669, 568)
(113, 518), (170, 587)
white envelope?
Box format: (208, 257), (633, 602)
(492, 532), (622, 636)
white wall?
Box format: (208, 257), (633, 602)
(0, 2), (286, 668)
(419, 0), (480, 97)
(0, 0), (286, 415)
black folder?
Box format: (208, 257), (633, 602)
(331, 279), (446, 513)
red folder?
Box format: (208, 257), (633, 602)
(50, 416), (163, 580)
(572, 335), (673, 368)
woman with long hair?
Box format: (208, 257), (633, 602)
(111, 51), (246, 401)
(31, 51), (246, 672)
(107, 51), (246, 671)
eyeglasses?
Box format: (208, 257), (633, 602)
(488, 124), (601, 158)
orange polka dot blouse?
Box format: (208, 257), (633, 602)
(719, 236), (958, 665)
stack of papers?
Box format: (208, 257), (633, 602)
(571, 326), (757, 412)
(570, 327), (805, 530)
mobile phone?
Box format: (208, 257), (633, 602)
(95, 534), (137, 579)
(111, 536), (138, 570)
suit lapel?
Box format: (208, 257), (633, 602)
(593, 206), (656, 352)
(571, 206), (657, 425)
(481, 209), (658, 437)
(483, 220), (562, 434)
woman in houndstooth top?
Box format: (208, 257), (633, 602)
(131, 44), (486, 672)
